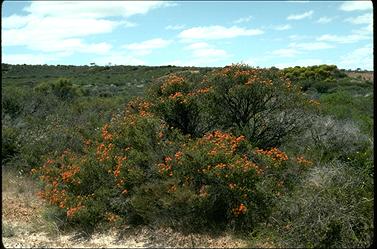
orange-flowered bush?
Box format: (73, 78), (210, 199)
(204, 64), (311, 148)
(130, 130), (270, 230)
(32, 110), (175, 228)
(146, 72), (214, 137)
(32, 65), (314, 231)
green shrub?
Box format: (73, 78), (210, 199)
(34, 78), (81, 100)
(146, 73), (212, 137)
(32, 110), (172, 230)
(269, 162), (373, 248)
(203, 64), (312, 148)
(1, 126), (20, 164)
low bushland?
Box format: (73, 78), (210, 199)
(3, 63), (373, 247)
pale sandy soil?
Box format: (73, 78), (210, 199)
(2, 169), (250, 248)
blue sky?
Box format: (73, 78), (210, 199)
(1, 1), (373, 69)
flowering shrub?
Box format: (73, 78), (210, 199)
(32, 110), (173, 229)
(32, 65), (315, 232)
(204, 64), (311, 148)
(146, 72), (214, 137)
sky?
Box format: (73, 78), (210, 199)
(1, 0), (373, 70)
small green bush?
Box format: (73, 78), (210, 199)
(269, 162), (373, 248)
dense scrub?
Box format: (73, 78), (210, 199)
(2, 63), (373, 247)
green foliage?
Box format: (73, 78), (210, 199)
(2, 86), (26, 118)
(319, 91), (373, 135)
(205, 64), (312, 148)
(2, 63), (373, 246)
(283, 64), (347, 92)
(1, 126), (20, 163)
(34, 78), (81, 100)
(269, 162), (373, 248)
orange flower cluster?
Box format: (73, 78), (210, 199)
(125, 98), (153, 117)
(199, 185), (209, 197)
(296, 155), (313, 166)
(232, 203), (247, 216)
(234, 69), (258, 78)
(168, 184), (177, 193)
(96, 142), (114, 162)
(61, 165), (80, 183)
(285, 79), (292, 88)
(160, 74), (185, 93)
(202, 131), (245, 155)
(215, 66), (233, 77)
(114, 155), (127, 177)
(67, 205), (84, 219)
(101, 124), (113, 141)
(187, 87), (213, 97)
(237, 157), (263, 175)
(169, 91), (184, 99)
(309, 99), (320, 106)
(214, 163), (227, 170)
(195, 87), (212, 94)
(158, 156), (173, 176)
(175, 151), (183, 160)
(105, 212), (120, 223)
(246, 77), (273, 86)
(84, 139), (92, 147)
(255, 147), (288, 162)
(228, 182), (237, 189)
(38, 183), (68, 209)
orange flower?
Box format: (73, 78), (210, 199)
(122, 189), (128, 195)
(174, 151), (183, 160)
(228, 183), (237, 189)
(232, 203), (247, 216)
(255, 147), (288, 162)
(67, 205), (84, 218)
(296, 155), (313, 166)
(309, 99), (320, 106)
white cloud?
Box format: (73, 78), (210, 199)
(1, 14), (34, 29)
(22, 1), (174, 18)
(3, 17), (118, 46)
(121, 20), (138, 28)
(339, 1), (372, 12)
(233, 16), (253, 24)
(123, 38), (172, 55)
(288, 34), (310, 41)
(191, 48), (228, 58)
(173, 42), (231, 66)
(317, 33), (370, 44)
(165, 24), (186, 30)
(289, 42), (334, 50)
(338, 45), (373, 70)
(270, 48), (300, 57)
(345, 13), (372, 24)
(185, 42), (210, 50)
(269, 42), (332, 59)
(316, 16), (333, 24)
(273, 24), (292, 30)
(178, 25), (264, 40)
(287, 10), (314, 20)
(2, 1), (173, 58)
(2, 53), (59, 65)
